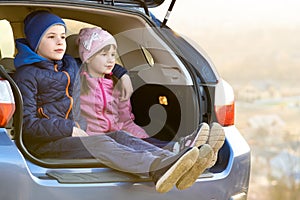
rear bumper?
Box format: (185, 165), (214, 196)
(0, 126), (250, 200)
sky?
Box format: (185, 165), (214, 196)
(150, 0), (300, 84)
(152, 0), (300, 30)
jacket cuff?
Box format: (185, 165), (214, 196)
(112, 64), (127, 79)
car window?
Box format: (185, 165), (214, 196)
(141, 46), (154, 67)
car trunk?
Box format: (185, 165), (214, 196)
(0, 0), (229, 176)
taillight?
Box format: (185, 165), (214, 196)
(215, 102), (235, 126)
(214, 79), (235, 126)
(0, 78), (15, 127)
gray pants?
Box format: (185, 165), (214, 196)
(34, 131), (175, 174)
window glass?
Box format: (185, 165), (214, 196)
(141, 46), (154, 66)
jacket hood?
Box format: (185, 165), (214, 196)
(14, 38), (47, 68)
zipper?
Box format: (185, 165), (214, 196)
(62, 71), (73, 119)
(54, 63), (73, 120)
(37, 107), (50, 119)
(98, 79), (112, 131)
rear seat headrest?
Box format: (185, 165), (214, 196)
(66, 34), (79, 58)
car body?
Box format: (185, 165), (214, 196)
(0, 0), (250, 199)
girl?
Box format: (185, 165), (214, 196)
(78, 27), (214, 153)
(13, 10), (214, 193)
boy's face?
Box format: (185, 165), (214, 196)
(86, 45), (116, 78)
(37, 25), (66, 61)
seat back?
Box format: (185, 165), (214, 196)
(0, 57), (15, 75)
(66, 34), (80, 58)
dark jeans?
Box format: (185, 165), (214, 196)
(143, 137), (175, 152)
(32, 131), (174, 174)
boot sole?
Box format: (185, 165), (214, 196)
(156, 147), (199, 193)
(176, 144), (214, 190)
(207, 122), (225, 168)
(194, 122), (210, 147)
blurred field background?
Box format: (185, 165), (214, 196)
(152, 0), (300, 199)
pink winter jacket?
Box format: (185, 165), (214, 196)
(80, 72), (149, 138)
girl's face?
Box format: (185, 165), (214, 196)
(87, 45), (116, 78)
(37, 25), (66, 61)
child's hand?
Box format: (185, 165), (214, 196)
(72, 127), (89, 137)
(119, 74), (133, 101)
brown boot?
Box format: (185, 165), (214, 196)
(172, 123), (209, 153)
(175, 144), (214, 190)
(207, 122), (225, 168)
(151, 147), (199, 193)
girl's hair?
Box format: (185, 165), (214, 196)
(80, 63), (90, 96)
(80, 44), (117, 96)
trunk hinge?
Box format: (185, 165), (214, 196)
(138, 0), (150, 16)
(161, 0), (176, 28)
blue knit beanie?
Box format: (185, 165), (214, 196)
(24, 10), (66, 51)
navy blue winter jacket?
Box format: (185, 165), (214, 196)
(13, 38), (86, 150)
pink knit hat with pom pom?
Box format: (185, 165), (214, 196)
(78, 27), (117, 62)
